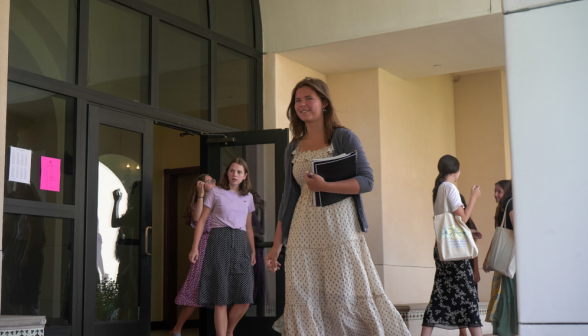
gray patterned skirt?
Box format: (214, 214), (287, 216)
(197, 227), (254, 308)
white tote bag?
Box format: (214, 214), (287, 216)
(434, 184), (478, 261)
(486, 199), (516, 278)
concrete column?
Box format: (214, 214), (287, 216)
(0, 0), (11, 311)
(503, 0), (588, 334)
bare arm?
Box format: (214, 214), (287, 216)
(265, 220), (284, 272)
(189, 206), (212, 263)
(191, 181), (206, 222)
(509, 210), (514, 228)
(452, 185), (481, 223)
(246, 213), (256, 266)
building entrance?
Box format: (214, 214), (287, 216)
(83, 105), (154, 336)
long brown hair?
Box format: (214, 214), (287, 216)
(287, 77), (344, 144)
(432, 155), (460, 203)
(185, 174), (210, 225)
(218, 158), (252, 196)
(495, 181), (513, 227)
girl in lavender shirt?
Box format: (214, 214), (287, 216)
(190, 158), (256, 336)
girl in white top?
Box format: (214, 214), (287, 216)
(421, 154), (483, 336)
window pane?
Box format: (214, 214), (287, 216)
(159, 23), (209, 120)
(9, 0), (77, 83)
(143, 0), (208, 27)
(1, 214), (73, 327)
(5, 82), (76, 205)
(88, 0), (150, 103)
(217, 46), (254, 130)
(214, 0), (254, 46)
(96, 125), (142, 321)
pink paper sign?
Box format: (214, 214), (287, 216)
(40, 156), (61, 192)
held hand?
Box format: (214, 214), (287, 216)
(304, 172), (326, 192)
(471, 229), (483, 240)
(251, 252), (257, 266)
(188, 248), (199, 264)
(196, 181), (205, 197)
(112, 189), (122, 202)
(470, 185), (481, 199)
(265, 247), (281, 273)
(483, 258), (491, 273)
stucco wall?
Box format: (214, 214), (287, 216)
(453, 70), (512, 302)
(327, 69), (385, 280)
(260, 0), (502, 53)
(378, 70), (457, 304)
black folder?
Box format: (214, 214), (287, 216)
(311, 151), (357, 207)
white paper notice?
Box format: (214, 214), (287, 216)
(8, 146), (32, 184)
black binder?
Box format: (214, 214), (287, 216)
(311, 151), (357, 207)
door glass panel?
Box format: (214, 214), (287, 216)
(220, 144), (277, 317)
(143, 0), (208, 27)
(214, 0), (254, 46)
(9, 0), (78, 83)
(159, 22), (209, 120)
(217, 46), (254, 131)
(5, 81), (76, 205)
(1, 214), (74, 326)
(96, 124), (142, 321)
(88, 0), (150, 103)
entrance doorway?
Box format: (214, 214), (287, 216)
(84, 105), (154, 336)
(82, 105), (288, 335)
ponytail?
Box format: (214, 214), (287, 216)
(433, 154), (460, 204)
(432, 173), (445, 203)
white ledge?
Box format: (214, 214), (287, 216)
(0, 315), (46, 330)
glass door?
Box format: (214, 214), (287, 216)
(83, 105), (153, 336)
(200, 129), (289, 336)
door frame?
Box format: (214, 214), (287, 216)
(200, 128), (289, 335)
(83, 104), (154, 336)
(161, 166), (201, 329)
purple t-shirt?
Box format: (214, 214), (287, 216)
(204, 187), (255, 231)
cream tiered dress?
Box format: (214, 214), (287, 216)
(273, 145), (410, 336)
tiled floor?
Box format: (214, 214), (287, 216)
(151, 328), (199, 336)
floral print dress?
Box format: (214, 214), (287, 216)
(273, 145), (410, 336)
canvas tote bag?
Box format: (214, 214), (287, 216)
(434, 183), (478, 261)
(486, 199), (516, 278)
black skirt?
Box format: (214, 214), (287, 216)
(422, 245), (482, 330)
(197, 227), (254, 308)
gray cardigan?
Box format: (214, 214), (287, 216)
(277, 128), (374, 245)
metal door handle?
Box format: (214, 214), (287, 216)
(145, 226), (152, 256)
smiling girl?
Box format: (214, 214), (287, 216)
(189, 158), (256, 336)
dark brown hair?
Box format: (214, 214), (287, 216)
(495, 181), (513, 227)
(432, 155), (460, 203)
(287, 77), (344, 144)
(185, 174), (211, 225)
(218, 158), (252, 196)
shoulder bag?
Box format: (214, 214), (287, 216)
(486, 199), (516, 278)
(434, 183), (479, 261)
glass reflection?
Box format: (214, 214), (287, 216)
(216, 47), (254, 131)
(1, 213), (73, 326)
(88, 0), (150, 103)
(9, 0), (78, 82)
(214, 0), (255, 46)
(159, 22), (209, 120)
(5, 82), (76, 205)
(96, 125), (142, 321)
(143, 0), (208, 27)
